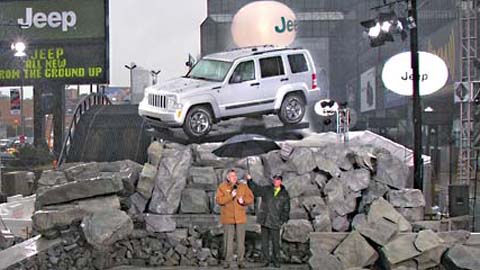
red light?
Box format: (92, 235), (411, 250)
(312, 73), (318, 90)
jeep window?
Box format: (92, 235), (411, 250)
(186, 59), (232, 82)
(260, 56), (285, 78)
(229, 60), (255, 84)
(288, 54), (309, 73)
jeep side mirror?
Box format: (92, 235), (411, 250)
(230, 74), (242, 84)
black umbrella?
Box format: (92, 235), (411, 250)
(212, 134), (280, 158)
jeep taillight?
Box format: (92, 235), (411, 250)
(312, 73), (318, 90)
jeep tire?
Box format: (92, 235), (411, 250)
(183, 106), (213, 139)
(279, 93), (306, 125)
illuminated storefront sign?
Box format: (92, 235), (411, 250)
(382, 51), (449, 96)
(0, 0), (108, 86)
(231, 1), (297, 47)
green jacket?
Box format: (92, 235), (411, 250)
(247, 179), (290, 229)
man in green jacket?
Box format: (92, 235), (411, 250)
(246, 174), (290, 268)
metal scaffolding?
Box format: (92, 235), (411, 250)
(458, 0), (478, 185)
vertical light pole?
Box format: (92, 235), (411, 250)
(151, 70), (161, 85)
(409, 0), (423, 190)
(124, 62), (137, 102)
(11, 41), (27, 140)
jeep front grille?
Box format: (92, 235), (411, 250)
(148, 94), (167, 108)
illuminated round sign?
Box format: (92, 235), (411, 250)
(382, 51), (449, 96)
(231, 1), (297, 47)
(314, 99), (338, 116)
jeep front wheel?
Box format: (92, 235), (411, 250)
(279, 93), (305, 125)
(183, 106), (213, 139)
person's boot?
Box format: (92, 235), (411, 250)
(223, 261), (230, 269)
(238, 261), (246, 269)
(272, 262), (281, 268)
(262, 261), (271, 267)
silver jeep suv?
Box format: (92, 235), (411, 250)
(138, 46), (322, 139)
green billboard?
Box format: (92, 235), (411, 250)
(0, 0), (108, 86)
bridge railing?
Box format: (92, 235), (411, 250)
(57, 93), (112, 167)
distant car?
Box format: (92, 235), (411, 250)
(139, 46), (322, 138)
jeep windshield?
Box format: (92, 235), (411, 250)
(185, 59), (232, 82)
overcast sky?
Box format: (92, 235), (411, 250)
(109, 0), (207, 86)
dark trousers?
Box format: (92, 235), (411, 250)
(261, 226), (280, 265)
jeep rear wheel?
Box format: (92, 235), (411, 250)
(183, 106), (213, 139)
(279, 93), (305, 125)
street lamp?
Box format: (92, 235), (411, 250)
(11, 41), (26, 140)
(360, 0), (423, 190)
(151, 70), (161, 85)
(124, 62), (137, 102)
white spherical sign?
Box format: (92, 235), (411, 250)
(382, 51), (449, 96)
(231, 1), (297, 47)
(314, 99), (338, 116)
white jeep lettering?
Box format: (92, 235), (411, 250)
(18, 7), (77, 32)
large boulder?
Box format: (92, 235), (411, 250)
(36, 175), (124, 208)
(325, 178), (356, 216)
(375, 152), (409, 189)
(414, 230), (446, 269)
(81, 209), (133, 250)
(381, 234), (421, 265)
(356, 217), (397, 246)
(144, 214), (176, 233)
(149, 148), (192, 214)
(261, 151), (286, 178)
(302, 196), (328, 219)
(313, 214), (332, 232)
(129, 192), (148, 215)
(443, 244), (480, 270)
(286, 147), (317, 175)
(136, 163), (157, 199)
(340, 169), (370, 192)
(180, 188), (209, 214)
(310, 232), (348, 253)
(368, 197), (412, 232)
(187, 166), (217, 191)
(388, 189), (426, 208)
(282, 219), (313, 243)
(282, 173), (318, 198)
(313, 151), (342, 178)
(33, 195), (121, 232)
(309, 249), (344, 270)
(191, 143), (235, 167)
(63, 162), (101, 181)
(333, 231), (378, 269)
(147, 141), (164, 167)
(37, 170), (68, 187)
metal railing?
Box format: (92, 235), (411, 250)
(57, 93), (112, 167)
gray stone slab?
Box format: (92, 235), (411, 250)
(309, 232), (349, 253)
(444, 244), (480, 270)
(340, 169), (370, 192)
(375, 152), (409, 189)
(389, 189), (426, 208)
(36, 175), (124, 208)
(368, 197), (412, 232)
(149, 148), (192, 214)
(356, 217), (397, 246)
(180, 188), (209, 214)
(188, 166), (217, 190)
(144, 214), (176, 233)
(33, 195), (120, 232)
(414, 230), (444, 252)
(136, 163), (157, 199)
(282, 219), (313, 243)
(147, 141), (164, 167)
(286, 147), (316, 175)
(309, 250), (343, 270)
(437, 230), (470, 247)
(381, 234), (421, 265)
(81, 209), (133, 250)
(37, 170), (68, 187)
(313, 214), (332, 232)
(334, 231), (378, 269)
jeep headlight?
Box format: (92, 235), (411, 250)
(166, 95), (183, 109)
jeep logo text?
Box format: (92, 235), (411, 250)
(18, 7), (77, 32)
(274, 16), (298, 33)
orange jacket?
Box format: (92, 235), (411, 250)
(216, 181), (254, 224)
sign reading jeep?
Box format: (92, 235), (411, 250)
(18, 7), (77, 32)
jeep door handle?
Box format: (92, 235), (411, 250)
(250, 82), (260, 86)
(280, 78), (289, 82)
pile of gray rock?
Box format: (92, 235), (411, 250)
(4, 137), (451, 269)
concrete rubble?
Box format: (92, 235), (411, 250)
(2, 133), (480, 270)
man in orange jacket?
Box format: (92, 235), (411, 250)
(216, 169), (254, 269)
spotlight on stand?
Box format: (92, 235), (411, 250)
(360, 11), (408, 47)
